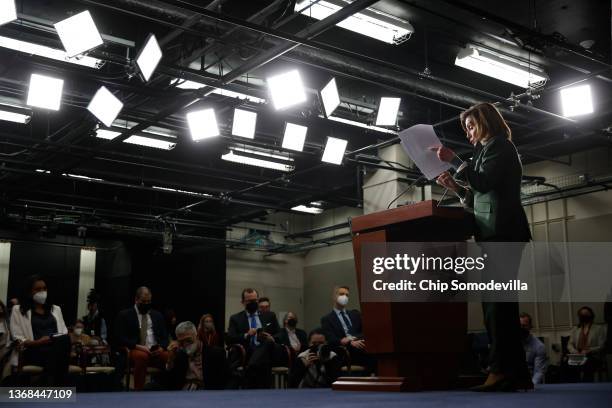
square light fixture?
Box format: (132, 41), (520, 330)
(54, 10), (103, 58)
(232, 108), (257, 139)
(295, 0), (414, 45)
(26, 73), (64, 111)
(186, 108), (219, 141)
(321, 136), (348, 165)
(375, 97), (400, 126)
(87, 86), (123, 127)
(320, 77), (340, 117)
(455, 46), (548, 89)
(267, 69), (307, 110)
(282, 123), (308, 152)
(136, 34), (162, 82)
(560, 84), (594, 117)
(0, 0), (17, 26)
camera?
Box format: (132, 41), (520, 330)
(309, 344), (332, 362)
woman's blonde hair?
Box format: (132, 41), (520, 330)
(460, 103), (512, 141)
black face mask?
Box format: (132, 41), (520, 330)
(245, 301), (258, 314)
(578, 314), (592, 324)
(137, 303), (152, 314)
(287, 318), (297, 328)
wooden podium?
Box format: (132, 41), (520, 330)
(332, 200), (473, 392)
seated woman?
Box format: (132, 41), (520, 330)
(197, 314), (221, 348)
(275, 312), (307, 354)
(10, 275), (71, 386)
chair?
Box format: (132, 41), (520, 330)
(336, 346), (366, 375)
(271, 345), (294, 389)
(119, 347), (162, 391)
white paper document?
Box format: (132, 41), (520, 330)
(399, 124), (451, 180)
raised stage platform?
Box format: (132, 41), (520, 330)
(4, 383), (612, 408)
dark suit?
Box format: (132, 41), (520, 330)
(320, 309), (373, 374)
(459, 136), (531, 242)
(320, 309), (363, 347)
(226, 310), (280, 389)
(458, 135), (531, 381)
(166, 342), (227, 390)
(114, 307), (169, 350)
(275, 327), (308, 353)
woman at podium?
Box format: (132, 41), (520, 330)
(432, 103), (533, 392)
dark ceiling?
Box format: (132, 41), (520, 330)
(0, 0), (611, 248)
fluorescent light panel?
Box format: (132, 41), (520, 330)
(0, 102), (31, 124)
(152, 185), (211, 197)
(26, 73), (64, 111)
(54, 10), (103, 57)
(322, 136), (348, 165)
(560, 84), (594, 117)
(291, 203), (324, 214)
(95, 129), (121, 140)
(295, 0), (414, 45)
(136, 34), (162, 81)
(455, 46), (548, 88)
(267, 70), (307, 110)
(320, 77), (340, 117)
(222, 151), (295, 172)
(0, 35), (102, 68)
(282, 123), (308, 152)
(232, 109), (257, 139)
(87, 86), (123, 127)
(375, 97), (400, 126)
(172, 79), (266, 103)
(231, 146), (293, 162)
(186, 108), (219, 141)
(124, 135), (175, 150)
(0, 0), (17, 26)
(323, 115), (398, 134)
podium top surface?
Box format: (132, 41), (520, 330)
(350, 200), (466, 234)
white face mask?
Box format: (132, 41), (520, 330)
(74, 328), (83, 336)
(337, 294), (349, 306)
(33, 291), (47, 305)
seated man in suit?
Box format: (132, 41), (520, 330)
(321, 286), (374, 374)
(227, 288), (280, 389)
(519, 313), (547, 384)
(115, 287), (169, 391)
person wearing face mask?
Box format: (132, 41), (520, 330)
(320, 286), (374, 374)
(81, 289), (108, 344)
(519, 313), (547, 384)
(275, 312), (307, 354)
(114, 286), (169, 391)
(567, 306), (607, 382)
(197, 314), (221, 347)
(166, 321), (227, 390)
(227, 288), (280, 389)
(9, 275), (70, 386)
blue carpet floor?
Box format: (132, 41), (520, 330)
(4, 383), (612, 408)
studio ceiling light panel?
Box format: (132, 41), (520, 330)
(320, 77), (340, 118)
(232, 109), (257, 139)
(267, 70), (307, 110)
(0, 35), (103, 68)
(0, 0), (17, 26)
(124, 135), (175, 150)
(136, 34), (163, 82)
(375, 97), (401, 126)
(295, 0), (414, 45)
(26, 73), (64, 111)
(186, 108), (219, 141)
(455, 46), (548, 89)
(87, 86), (124, 127)
(560, 85), (594, 117)
(282, 123), (308, 152)
(54, 10), (103, 58)
(321, 136), (348, 165)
